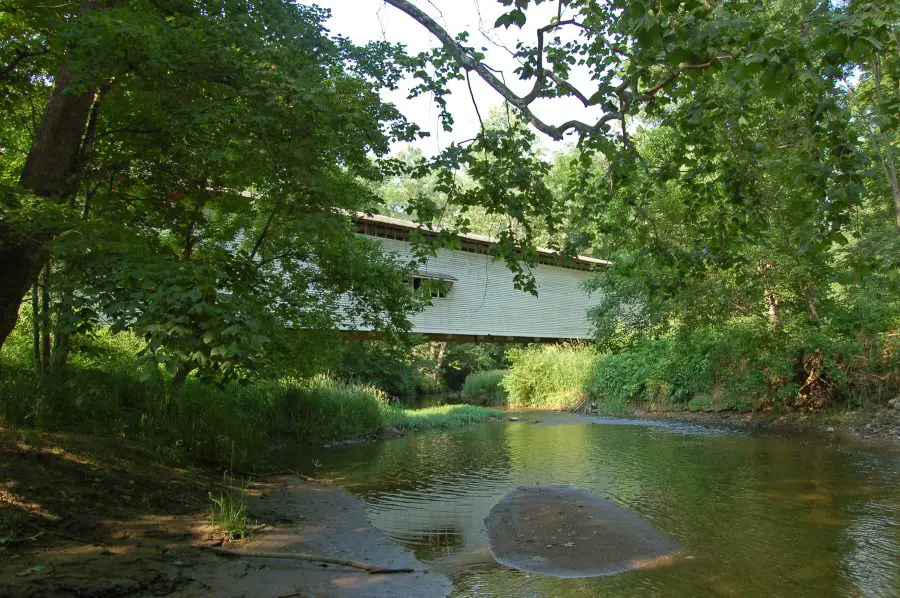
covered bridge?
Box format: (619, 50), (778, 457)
(348, 214), (608, 342)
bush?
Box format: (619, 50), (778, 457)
(585, 316), (899, 414)
(441, 344), (508, 390)
(460, 369), (508, 405)
(501, 344), (598, 409)
(338, 339), (443, 396)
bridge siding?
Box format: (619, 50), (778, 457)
(368, 237), (601, 340)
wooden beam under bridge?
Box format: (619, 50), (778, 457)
(339, 330), (588, 344)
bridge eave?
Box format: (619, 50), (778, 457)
(340, 330), (592, 344)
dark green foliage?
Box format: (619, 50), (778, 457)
(337, 339), (441, 397)
(1, 0), (425, 381)
(0, 323), (373, 467)
(460, 370), (508, 406)
(0, 322), (502, 468)
(337, 340), (507, 395)
(442, 343), (508, 390)
(587, 321), (898, 414)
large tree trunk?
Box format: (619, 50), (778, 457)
(0, 231), (47, 352)
(20, 61), (97, 196)
(0, 61), (98, 351)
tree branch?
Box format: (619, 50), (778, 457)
(1, 46), (50, 81)
(384, 0), (724, 141)
(249, 203), (278, 261)
(385, 0), (612, 140)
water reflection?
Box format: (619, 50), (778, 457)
(289, 417), (900, 597)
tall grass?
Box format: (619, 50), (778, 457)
(501, 344), (598, 409)
(460, 369), (508, 405)
(382, 404), (501, 433)
(0, 324), (501, 468)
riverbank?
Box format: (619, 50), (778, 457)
(0, 427), (450, 597)
(3, 403), (897, 596)
(582, 403), (900, 447)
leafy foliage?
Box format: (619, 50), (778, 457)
(337, 339), (441, 397)
(2, 0), (430, 385)
(460, 369), (508, 406)
(501, 344), (598, 409)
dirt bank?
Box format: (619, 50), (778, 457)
(599, 404), (900, 447)
(0, 429), (448, 597)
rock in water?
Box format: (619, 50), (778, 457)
(484, 485), (681, 578)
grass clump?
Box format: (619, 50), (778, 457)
(460, 370), (508, 405)
(501, 344), (598, 409)
(382, 404), (500, 433)
(208, 489), (250, 541)
(257, 375), (386, 443)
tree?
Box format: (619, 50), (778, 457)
(0, 0), (425, 382)
(4, 0), (896, 373)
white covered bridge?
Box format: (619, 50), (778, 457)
(347, 214), (608, 343)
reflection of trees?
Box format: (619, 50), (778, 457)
(315, 424), (513, 496)
(289, 424), (514, 554)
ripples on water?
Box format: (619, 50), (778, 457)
(290, 414), (900, 597)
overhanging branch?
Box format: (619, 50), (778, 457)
(383, 0), (725, 141)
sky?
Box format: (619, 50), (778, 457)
(305, 0), (604, 156)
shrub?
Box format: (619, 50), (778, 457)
(501, 344), (598, 409)
(441, 344), (508, 390)
(338, 339), (442, 397)
(460, 369), (508, 405)
(586, 316), (899, 414)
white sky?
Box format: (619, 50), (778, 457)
(306, 0), (604, 156)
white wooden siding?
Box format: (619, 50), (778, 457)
(363, 236), (601, 340)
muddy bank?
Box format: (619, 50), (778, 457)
(0, 429), (448, 597)
(590, 404), (900, 447)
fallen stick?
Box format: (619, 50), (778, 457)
(209, 546), (415, 574)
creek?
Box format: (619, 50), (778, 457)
(287, 411), (900, 597)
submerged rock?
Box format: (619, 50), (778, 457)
(484, 485), (681, 578)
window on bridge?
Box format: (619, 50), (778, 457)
(409, 276), (453, 299)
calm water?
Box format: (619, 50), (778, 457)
(291, 413), (900, 597)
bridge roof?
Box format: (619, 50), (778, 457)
(354, 213), (611, 271)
